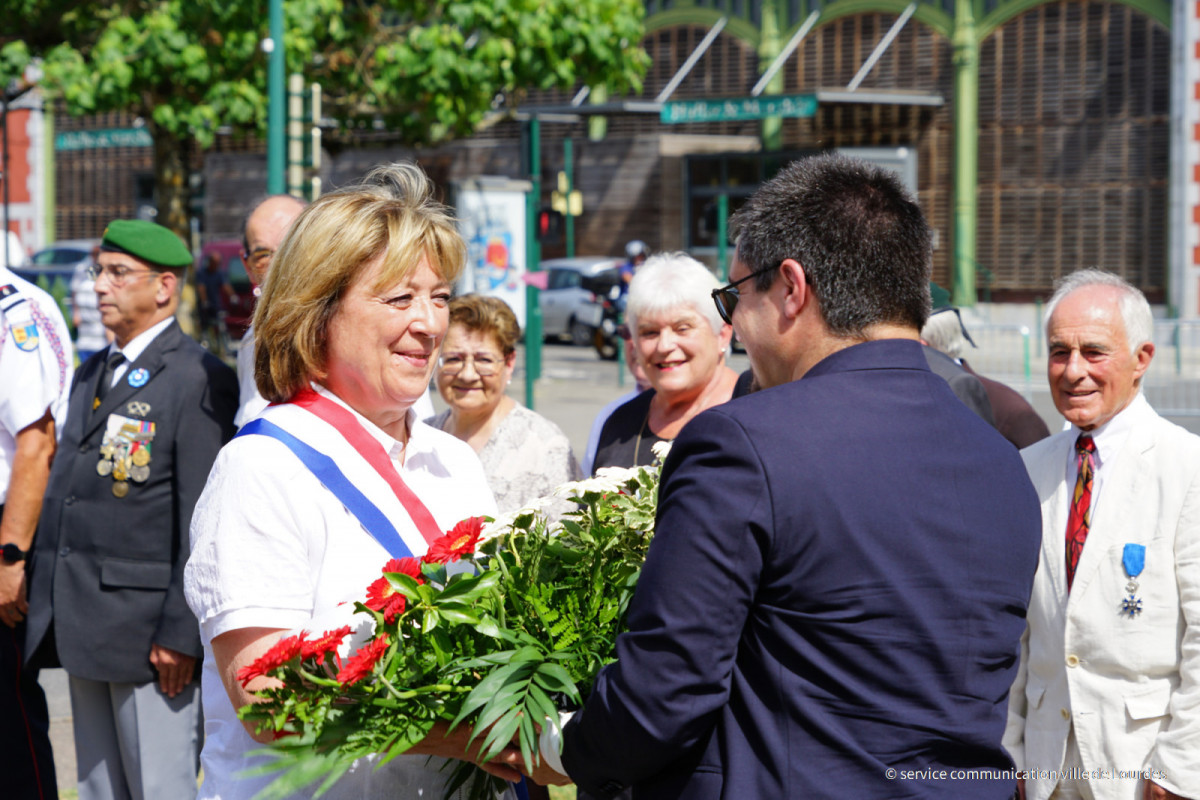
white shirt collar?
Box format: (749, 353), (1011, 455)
(107, 316), (175, 364)
(311, 382), (421, 464)
(1068, 391), (1152, 470)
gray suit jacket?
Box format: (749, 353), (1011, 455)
(26, 319), (237, 683)
(923, 345), (996, 427)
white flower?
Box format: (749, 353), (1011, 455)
(553, 467), (637, 498)
(651, 440), (672, 462)
(480, 496), (555, 541)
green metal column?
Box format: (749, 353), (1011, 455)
(951, 0), (979, 307)
(758, 0), (784, 150)
(267, 0), (285, 194)
(524, 117), (543, 410)
(717, 194), (729, 281)
(564, 138), (575, 258)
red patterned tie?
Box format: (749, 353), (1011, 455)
(1065, 434), (1096, 592)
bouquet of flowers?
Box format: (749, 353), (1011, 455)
(237, 451), (666, 800)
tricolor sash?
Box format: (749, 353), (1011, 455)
(236, 388), (443, 559)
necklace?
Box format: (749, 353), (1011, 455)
(633, 403), (653, 466)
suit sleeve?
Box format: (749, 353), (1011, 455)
(1148, 465), (1200, 797)
(562, 410), (770, 795)
(1003, 625), (1031, 771)
(155, 357), (238, 658)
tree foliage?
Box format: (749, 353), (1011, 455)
(2, 0), (649, 235)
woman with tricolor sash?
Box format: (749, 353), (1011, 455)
(184, 163), (522, 799)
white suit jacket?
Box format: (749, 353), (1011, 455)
(1003, 400), (1200, 800)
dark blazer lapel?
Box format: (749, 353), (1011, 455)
(84, 320), (183, 440)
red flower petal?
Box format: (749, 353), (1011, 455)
(237, 633), (306, 686)
(335, 634), (390, 685)
(423, 516), (485, 564)
(300, 625), (352, 661)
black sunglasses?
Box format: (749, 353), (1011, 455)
(711, 264), (783, 324)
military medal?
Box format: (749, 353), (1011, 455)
(127, 367), (150, 387)
(99, 414), (155, 497)
(1120, 543), (1145, 618)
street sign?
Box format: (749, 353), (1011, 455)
(661, 94), (818, 124)
(55, 128), (153, 151)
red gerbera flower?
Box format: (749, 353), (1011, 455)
(300, 625), (352, 662)
(237, 633), (306, 686)
(423, 516), (485, 564)
(335, 634), (390, 685)
(364, 557), (422, 622)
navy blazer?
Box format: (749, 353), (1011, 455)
(26, 320), (237, 683)
(563, 339), (1042, 800)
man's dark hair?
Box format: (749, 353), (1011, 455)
(729, 153), (932, 336)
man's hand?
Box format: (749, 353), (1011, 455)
(149, 644), (196, 698)
(406, 720), (525, 783)
(1144, 780), (1187, 800)
(0, 562), (28, 628)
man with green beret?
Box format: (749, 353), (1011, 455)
(25, 219), (238, 800)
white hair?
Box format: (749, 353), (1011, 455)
(921, 309), (969, 358)
(1042, 269), (1153, 354)
(625, 252), (724, 334)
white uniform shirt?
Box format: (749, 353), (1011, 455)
(185, 384), (496, 799)
(0, 268), (74, 504)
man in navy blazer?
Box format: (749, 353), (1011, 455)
(524, 155), (1043, 798)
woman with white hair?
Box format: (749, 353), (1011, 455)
(592, 252), (738, 470)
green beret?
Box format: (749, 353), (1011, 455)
(930, 281), (951, 310)
(100, 220), (192, 269)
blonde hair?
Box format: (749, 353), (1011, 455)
(253, 163), (466, 402)
(448, 294), (521, 355)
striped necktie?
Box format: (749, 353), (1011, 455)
(1065, 434), (1096, 592)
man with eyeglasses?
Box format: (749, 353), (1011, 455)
(25, 219), (238, 800)
(526, 155), (1042, 799)
(235, 195), (307, 428)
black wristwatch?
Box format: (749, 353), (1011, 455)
(1, 543), (27, 564)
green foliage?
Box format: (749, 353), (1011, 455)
(4, 0), (649, 147)
(240, 461), (663, 800)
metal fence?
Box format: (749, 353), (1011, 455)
(961, 320), (1200, 416)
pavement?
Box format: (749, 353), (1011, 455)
(34, 337), (1200, 796)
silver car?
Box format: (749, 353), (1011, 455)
(538, 256), (620, 345)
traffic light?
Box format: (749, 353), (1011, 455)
(537, 206), (564, 245)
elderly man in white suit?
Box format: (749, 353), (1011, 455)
(1005, 269), (1200, 800)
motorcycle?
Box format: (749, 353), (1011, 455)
(577, 271), (624, 360)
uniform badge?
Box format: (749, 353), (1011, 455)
(97, 414), (156, 497)
(9, 320), (39, 351)
(127, 367), (150, 387)
(0, 284), (15, 301)
(126, 401), (151, 418)
(1120, 543), (1145, 618)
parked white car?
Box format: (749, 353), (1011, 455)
(538, 256), (621, 345)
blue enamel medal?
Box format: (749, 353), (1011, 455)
(1120, 543), (1145, 618)
(127, 367), (150, 388)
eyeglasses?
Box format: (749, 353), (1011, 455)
(438, 352), (504, 377)
(88, 263), (161, 286)
(242, 247), (275, 267)
(711, 264), (782, 324)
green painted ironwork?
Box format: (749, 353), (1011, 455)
(524, 117), (542, 410)
(267, 0), (285, 194)
(952, 0), (979, 307)
(644, 0), (1171, 307)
